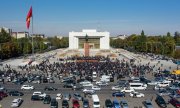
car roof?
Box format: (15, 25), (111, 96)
(12, 98), (21, 102)
(120, 100), (127, 103)
(113, 99), (119, 103)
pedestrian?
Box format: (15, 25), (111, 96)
(2, 78), (4, 84)
(151, 96), (153, 101)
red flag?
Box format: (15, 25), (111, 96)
(26, 6), (32, 29)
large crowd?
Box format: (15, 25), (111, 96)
(0, 56), (155, 83)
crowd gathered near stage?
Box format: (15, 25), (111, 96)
(0, 56), (161, 83)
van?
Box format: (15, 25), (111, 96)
(100, 75), (110, 82)
(92, 94), (100, 108)
(93, 72), (97, 82)
(157, 80), (171, 87)
(129, 82), (147, 90)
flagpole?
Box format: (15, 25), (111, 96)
(31, 11), (34, 61)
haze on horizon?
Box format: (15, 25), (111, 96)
(0, 0), (180, 37)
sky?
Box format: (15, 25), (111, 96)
(0, 0), (180, 37)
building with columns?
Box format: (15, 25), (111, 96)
(69, 29), (110, 49)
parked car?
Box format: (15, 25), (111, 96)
(33, 91), (46, 98)
(11, 98), (23, 107)
(112, 91), (125, 97)
(83, 88), (95, 94)
(21, 85), (34, 90)
(158, 89), (171, 96)
(120, 87), (135, 93)
(0, 85), (5, 91)
(44, 86), (57, 91)
(169, 98), (180, 108)
(72, 99), (80, 108)
(31, 95), (43, 101)
(155, 95), (167, 108)
(96, 81), (109, 86)
(42, 78), (48, 83)
(0, 91), (8, 98)
(92, 85), (101, 91)
(143, 100), (153, 108)
(56, 93), (63, 100)
(50, 99), (58, 108)
(64, 93), (71, 101)
(72, 84), (84, 91)
(169, 93), (180, 98)
(62, 99), (69, 108)
(113, 99), (121, 108)
(63, 83), (74, 88)
(32, 80), (40, 84)
(43, 95), (51, 104)
(73, 93), (83, 101)
(120, 100), (129, 108)
(105, 99), (113, 108)
(83, 99), (89, 108)
(8, 91), (24, 96)
(129, 92), (144, 98)
(111, 85), (122, 91)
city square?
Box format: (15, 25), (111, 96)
(0, 0), (180, 108)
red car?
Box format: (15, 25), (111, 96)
(0, 91), (8, 98)
(169, 98), (180, 108)
(72, 99), (80, 108)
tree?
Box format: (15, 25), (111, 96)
(0, 28), (11, 43)
(174, 31), (180, 45)
(167, 32), (171, 37)
(141, 30), (145, 37)
(174, 50), (180, 59)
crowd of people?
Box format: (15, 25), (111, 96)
(0, 56), (154, 81)
(0, 54), (179, 86)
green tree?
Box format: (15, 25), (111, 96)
(0, 28), (11, 43)
(174, 31), (180, 45)
(167, 32), (171, 37)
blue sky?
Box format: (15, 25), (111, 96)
(0, 0), (180, 36)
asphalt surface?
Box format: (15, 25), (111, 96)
(0, 81), (175, 108)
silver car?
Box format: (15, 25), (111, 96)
(11, 98), (23, 107)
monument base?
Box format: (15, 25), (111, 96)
(84, 43), (89, 56)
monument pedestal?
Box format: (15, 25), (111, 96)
(84, 43), (89, 56)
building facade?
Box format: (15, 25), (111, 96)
(69, 29), (110, 49)
(12, 32), (29, 39)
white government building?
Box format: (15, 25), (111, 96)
(69, 29), (110, 49)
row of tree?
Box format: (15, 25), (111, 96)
(1, 28), (180, 60)
(110, 30), (180, 59)
(0, 28), (68, 60)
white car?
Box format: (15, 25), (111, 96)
(154, 85), (165, 90)
(129, 92), (145, 98)
(56, 93), (63, 100)
(33, 91), (46, 98)
(0, 85), (5, 91)
(80, 81), (93, 87)
(111, 85), (122, 90)
(96, 81), (108, 86)
(21, 85), (34, 90)
(120, 87), (135, 93)
(11, 98), (23, 107)
(92, 85), (101, 91)
(82, 88), (95, 94)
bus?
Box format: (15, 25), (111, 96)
(129, 82), (147, 90)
